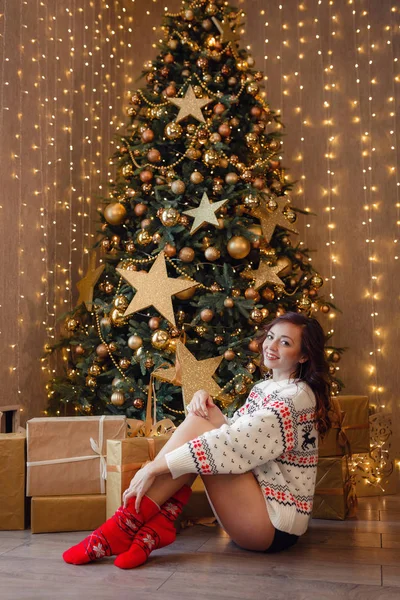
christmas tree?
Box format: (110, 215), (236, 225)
(45, 0), (343, 422)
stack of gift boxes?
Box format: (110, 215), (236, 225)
(313, 395), (370, 520)
(0, 394), (370, 533)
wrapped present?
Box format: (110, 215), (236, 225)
(107, 435), (172, 518)
(27, 415), (126, 497)
(107, 380), (175, 518)
(312, 456), (357, 520)
(319, 395), (370, 457)
(31, 495), (106, 533)
(0, 433), (26, 530)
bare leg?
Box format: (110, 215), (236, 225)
(144, 408), (275, 552)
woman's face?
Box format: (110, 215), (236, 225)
(262, 322), (307, 381)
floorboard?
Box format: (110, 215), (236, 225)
(0, 493), (399, 599)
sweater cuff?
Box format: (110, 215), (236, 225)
(165, 443), (196, 479)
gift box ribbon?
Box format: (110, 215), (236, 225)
(330, 398), (369, 457)
(27, 416), (125, 494)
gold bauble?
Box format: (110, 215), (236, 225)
(161, 207), (180, 227)
(88, 364), (101, 376)
(236, 59), (248, 71)
(125, 241), (136, 254)
(224, 349), (235, 361)
(171, 180), (186, 195)
(121, 164), (134, 178)
(231, 288), (241, 297)
(166, 338), (178, 353)
(298, 296), (312, 311)
(203, 149), (220, 166)
(320, 304), (331, 314)
(235, 380), (248, 394)
(224, 297), (234, 308)
(245, 133), (258, 146)
(165, 122), (183, 140)
(311, 274), (324, 288)
(111, 391), (125, 406)
(246, 362), (257, 374)
(248, 224), (263, 237)
(110, 308), (127, 327)
(190, 171), (204, 184)
(248, 340), (259, 352)
(109, 341), (118, 352)
(133, 398), (145, 409)
(195, 325), (208, 336)
(151, 329), (170, 350)
(214, 335), (224, 345)
(179, 247), (195, 263)
(250, 308), (263, 323)
(268, 139), (281, 152)
(75, 344), (85, 355)
(174, 282), (197, 300)
(268, 198), (278, 211)
(86, 376), (97, 389)
(66, 318), (79, 332)
(119, 357), (131, 370)
(227, 236), (251, 259)
(284, 210), (297, 224)
(261, 288), (275, 301)
(245, 287), (260, 302)
(225, 172), (239, 185)
(128, 335), (143, 350)
(210, 282), (222, 293)
(276, 256), (293, 278)
(243, 194), (260, 209)
(114, 295), (129, 310)
(136, 230), (153, 246)
(204, 246), (221, 261)
(200, 308), (214, 322)
(149, 316), (161, 330)
(329, 365), (336, 375)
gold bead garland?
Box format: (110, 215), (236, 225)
(165, 0), (207, 18)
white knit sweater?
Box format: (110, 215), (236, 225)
(165, 378), (319, 536)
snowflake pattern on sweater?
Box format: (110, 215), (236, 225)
(165, 379), (319, 536)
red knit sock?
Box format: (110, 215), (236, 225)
(114, 485), (192, 569)
(62, 495), (159, 565)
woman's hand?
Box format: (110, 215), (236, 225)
(122, 463), (156, 512)
(186, 389), (215, 419)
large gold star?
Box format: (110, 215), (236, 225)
(211, 16), (240, 49)
(153, 341), (224, 411)
(116, 252), (198, 326)
(247, 260), (284, 290)
(252, 198), (299, 243)
(76, 253), (105, 310)
(183, 192), (229, 235)
(169, 85), (212, 123)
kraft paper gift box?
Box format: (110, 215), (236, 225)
(312, 456), (357, 520)
(26, 415), (126, 497)
(106, 435), (172, 518)
(318, 395), (370, 457)
(0, 433), (26, 530)
(31, 495), (106, 533)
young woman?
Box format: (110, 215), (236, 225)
(63, 312), (331, 568)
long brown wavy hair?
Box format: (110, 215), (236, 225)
(256, 312), (332, 437)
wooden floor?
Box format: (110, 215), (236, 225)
(1, 495), (400, 600)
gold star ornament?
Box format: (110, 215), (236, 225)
(211, 16), (240, 49)
(183, 192), (229, 235)
(169, 84), (212, 123)
(76, 253), (105, 310)
(153, 341), (224, 411)
(116, 252), (198, 327)
(252, 197), (299, 243)
(247, 260), (284, 290)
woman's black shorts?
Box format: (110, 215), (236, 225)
(264, 528), (299, 553)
